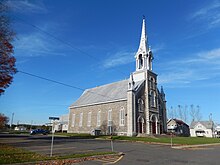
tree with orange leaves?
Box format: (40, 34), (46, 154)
(0, 1), (16, 95)
(0, 113), (9, 129)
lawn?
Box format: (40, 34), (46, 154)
(108, 136), (220, 145)
(0, 143), (114, 164)
(54, 133), (220, 145)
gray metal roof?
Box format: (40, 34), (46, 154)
(70, 79), (145, 108)
(190, 121), (214, 129)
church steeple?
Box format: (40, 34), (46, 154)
(138, 16), (148, 55)
(135, 17), (153, 71)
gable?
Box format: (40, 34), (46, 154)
(190, 121), (213, 129)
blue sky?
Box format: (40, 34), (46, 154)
(1, 0), (220, 125)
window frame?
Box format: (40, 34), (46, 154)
(87, 112), (91, 127)
(79, 112), (83, 127)
(119, 107), (125, 126)
(71, 114), (75, 127)
(97, 110), (101, 127)
(108, 109), (112, 126)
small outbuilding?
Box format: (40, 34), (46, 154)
(167, 119), (190, 136)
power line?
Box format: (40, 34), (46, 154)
(14, 16), (128, 77)
(18, 70), (118, 101)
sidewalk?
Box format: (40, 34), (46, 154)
(172, 143), (220, 149)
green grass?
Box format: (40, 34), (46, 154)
(54, 132), (95, 138)
(8, 131), (30, 134)
(0, 143), (115, 164)
(0, 143), (48, 164)
(55, 133), (220, 145)
(104, 136), (220, 145)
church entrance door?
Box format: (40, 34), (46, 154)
(152, 121), (156, 134)
(137, 116), (145, 134)
(139, 122), (143, 133)
(150, 115), (157, 134)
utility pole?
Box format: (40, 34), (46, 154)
(10, 113), (14, 129)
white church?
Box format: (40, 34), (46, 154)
(68, 18), (167, 136)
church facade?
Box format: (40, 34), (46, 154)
(68, 18), (167, 136)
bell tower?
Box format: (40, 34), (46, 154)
(135, 17), (153, 72)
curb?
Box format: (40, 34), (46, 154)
(172, 143), (220, 149)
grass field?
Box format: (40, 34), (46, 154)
(0, 143), (114, 164)
(54, 132), (220, 145)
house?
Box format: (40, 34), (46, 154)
(214, 125), (220, 138)
(190, 121), (214, 138)
(167, 119), (190, 136)
(54, 114), (69, 133)
(14, 126), (27, 131)
(68, 18), (167, 136)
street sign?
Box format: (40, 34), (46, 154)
(49, 117), (59, 120)
(49, 116), (59, 157)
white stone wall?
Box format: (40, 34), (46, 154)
(68, 100), (127, 135)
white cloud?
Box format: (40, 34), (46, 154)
(191, 1), (220, 18)
(190, 0), (220, 29)
(157, 47), (220, 87)
(103, 51), (135, 68)
(151, 43), (165, 54)
(14, 32), (65, 57)
(197, 48), (220, 59)
(6, 0), (47, 13)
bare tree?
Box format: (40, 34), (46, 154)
(190, 104), (196, 122)
(178, 105), (183, 120)
(168, 106), (174, 119)
(100, 120), (108, 135)
(173, 106), (177, 119)
(183, 105), (188, 123)
(190, 104), (202, 122)
(195, 105), (202, 121)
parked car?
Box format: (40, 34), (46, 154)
(30, 129), (50, 135)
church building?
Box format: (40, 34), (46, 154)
(68, 18), (167, 136)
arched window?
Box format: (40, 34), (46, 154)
(119, 107), (125, 126)
(108, 109), (112, 126)
(87, 112), (91, 127)
(150, 77), (154, 89)
(71, 114), (75, 127)
(97, 111), (101, 126)
(138, 54), (143, 69)
(138, 98), (144, 112)
(79, 112), (83, 127)
(150, 91), (156, 107)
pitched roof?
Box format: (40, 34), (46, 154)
(190, 121), (214, 129)
(70, 79), (144, 108)
(167, 118), (189, 126)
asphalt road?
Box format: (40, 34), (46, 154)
(1, 134), (220, 165)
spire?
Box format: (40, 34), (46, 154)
(135, 16), (151, 71)
(160, 86), (166, 102)
(137, 16), (148, 54)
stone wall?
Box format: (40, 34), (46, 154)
(68, 100), (127, 135)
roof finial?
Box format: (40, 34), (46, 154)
(143, 15), (145, 20)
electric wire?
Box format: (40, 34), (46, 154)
(18, 70), (120, 101)
(14, 16), (128, 77)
